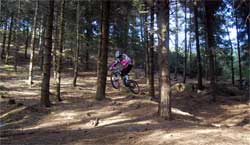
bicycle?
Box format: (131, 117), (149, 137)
(110, 67), (140, 94)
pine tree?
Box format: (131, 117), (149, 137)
(56, 0), (65, 101)
(41, 0), (55, 107)
(157, 0), (172, 120)
(28, 0), (39, 86)
(73, 0), (80, 87)
(194, 0), (203, 90)
(149, 4), (155, 98)
(96, 1), (110, 100)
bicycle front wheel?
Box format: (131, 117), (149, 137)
(110, 72), (120, 89)
(127, 80), (140, 94)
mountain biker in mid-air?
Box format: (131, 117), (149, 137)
(109, 50), (133, 85)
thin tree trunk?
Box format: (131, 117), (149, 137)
(24, 22), (30, 59)
(189, 12), (192, 79)
(56, 0), (65, 101)
(158, 0), (171, 120)
(235, 15), (242, 89)
(5, 14), (14, 64)
(41, 0), (54, 107)
(73, 0), (80, 87)
(96, 1), (110, 100)
(143, 4), (149, 85)
(14, 0), (21, 72)
(226, 26), (234, 85)
(85, 20), (92, 71)
(149, 5), (155, 98)
(53, 12), (59, 80)
(1, 15), (8, 59)
(174, 0), (178, 80)
(38, 16), (45, 71)
(246, 18), (250, 102)
(28, 0), (39, 86)
(139, 16), (146, 75)
(183, 0), (187, 83)
(194, 0), (203, 90)
(246, 7), (250, 101)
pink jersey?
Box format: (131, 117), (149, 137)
(111, 54), (131, 69)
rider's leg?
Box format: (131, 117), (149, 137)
(121, 64), (133, 86)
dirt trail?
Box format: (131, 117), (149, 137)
(0, 67), (249, 145)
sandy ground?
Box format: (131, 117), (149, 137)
(0, 63), (250, 145)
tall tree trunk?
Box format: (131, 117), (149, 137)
(5, 14), (14, 64)
(183, 0), (187, 83)
(73, 0), (80, 87)
(235, 15), (242, 89)
(205, 1), (216, 102)
(14, 0), (21, 72)
(157, 0), (171, 120)
(189, 12), (193, 79)
(56, 0), (65, 101)
(246, 18), (250, 102)
(85, 18), (92, 71)
(96, 1), (110, 100)
(1, 15), (8, 59)
(143, 4), (149, 85)
(174, 0), (178, 80)
(53, 12), (59, 80)
(39, 16), (45, 71)
(24, 22), (30, 59)
(149, 5), (155, 98)
(41, 0), (54, 107)
(139, 16), (146, 74)
(226, 26), (234, 85)
(28, 0), (39, 86)
(194, 0), (203, 90)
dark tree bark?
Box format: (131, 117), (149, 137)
(14, 0), (21, 72)
(149, 5), (155, 98)
(5, 14), (14, 64)
(205, 1), (217, 102)
(174, 0), (178, 80)
(189, 12), (192, 79)
(28, 0), (39, 86)
(53, 11), (59, 80)
(24, 21), (30, 59)
(235, 15), (242, 89)
(41, 0), (54, 107)
(56, 0), (65, 101)
(139, 15), (148, 78)
(246, 17), (250, 101)
(194, 0), (203, 90)
(96, 1), (110, 100)
(183, 0), (187, 83)
(1, 15), (8, 59)
(39, 16), (45, 71)
(73, 0), (80, 87)
(157, 0), (171, 120)
(143, 3), (149, 85)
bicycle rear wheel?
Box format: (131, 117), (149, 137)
(110, 72), (120, 89)
(127, 80), (140, 94)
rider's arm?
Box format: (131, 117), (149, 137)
(109, 60), (119, 70)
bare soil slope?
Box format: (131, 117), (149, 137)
(0, 65), (249, 145)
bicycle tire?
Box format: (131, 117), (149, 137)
(110, 72), (120, 89)
(127, 80), (140, 94)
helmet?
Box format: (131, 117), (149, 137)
(115, 50), (122, 58)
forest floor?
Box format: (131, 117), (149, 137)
(0, 59), (250, 145)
